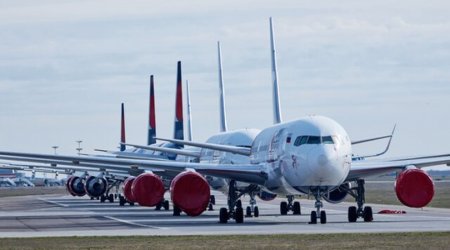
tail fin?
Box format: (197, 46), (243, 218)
(173, 61), (184, 141)
(120, 103), (126, 151)
(186, 80), (193, 141)
(269, 17), (282, 124)
(147, 75), (157, 145)
(217, 41), (228, 132)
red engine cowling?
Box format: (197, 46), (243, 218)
(131, 173), (165, 207)
(66, 176), (76, 196)
(170, 171), (210, 216)
(68, 176), (86, 197)
(123, 176), (136, 202)
(395, 168), (434, 208)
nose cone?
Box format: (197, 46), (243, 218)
(305, 145), (346, 186)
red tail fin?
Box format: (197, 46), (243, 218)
(120, 103), (126, 151)
(148, 75), (156, 145)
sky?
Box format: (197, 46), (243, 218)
(0, 1), (449, 168)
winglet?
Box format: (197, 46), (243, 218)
(361, 124), (397, 158)
(270, 17), (282, 124)
(120, 103), (126, 152)
(186, 80), (193, 141)
(148, 75), (157, 145)
(217, 41), (228, 132)
(173, 61), (184, 141)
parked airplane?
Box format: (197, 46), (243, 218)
(0, 18), (448, 225)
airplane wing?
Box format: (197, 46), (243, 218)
(121, 143), (201, 158)
(155, 137), (251, 156)
(0, 151), (267, 185)
(347, 154), (450, 181)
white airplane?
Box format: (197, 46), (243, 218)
(1, 18), (449, 224)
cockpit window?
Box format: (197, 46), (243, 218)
(294, 136), (308, 146)
(322, 136), (334, 144)
(306, 136), (321, 144)
(293, 135), (335, 146)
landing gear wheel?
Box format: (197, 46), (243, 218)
(163, 200), (170, 211)
(236, 200), (242, 209)
(235, 207), (244, 223)
(100, 195), (106, 203)
(254, 206), (259, 217)
(320, 211), (327, 224)
(119, 196), (126, 206)
(363, 206), (373, 222)
(210, 195), (216, 205)
(208, 203), (214, 211)
(293, 201), (301, 215)
(173, 206), (181, 216)
(108, 194), (114, 203)
(348, 206), (357, 222)
(129, 202), (134, 206)
(155, 202), (162, 211)
(280, 201), (288, 215)
(310, 211), (317, 224)
(246, 206), (252, 217)
(90, 196), (94, 200)
(219, 208), (228, 224)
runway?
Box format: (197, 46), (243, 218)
(1, 191), (450, 238)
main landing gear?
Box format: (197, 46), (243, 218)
(155, 199), (170, 211)
(118, 194), (134, 206)
(347, 179), (373, 222)
(309, 189), (327, 224)
(220, 180), (256, 224)
(280, 195), (301, 215)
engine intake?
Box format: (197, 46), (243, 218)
(257, 190), (277, 201)
(123, 176), (136, 203)
(84, 176), (108, 198)
(170, 171), (210, 216)
(68, 176), (86, 197)
(395, 168), (434, 208)
(324, 182), (350, 204)
(131, 173), (165, 207)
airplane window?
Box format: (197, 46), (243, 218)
(322, 136), (334, 144)
(307, 136), (321, 144)
(300, 136), (308, 145)
(294, 136), (309, 146)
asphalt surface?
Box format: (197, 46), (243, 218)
(1, 191), (450, 237)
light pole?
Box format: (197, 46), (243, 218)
(52, 146), (58, 155)
(76, 140), (83, 155)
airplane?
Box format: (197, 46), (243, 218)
(0, 18), (449, 225)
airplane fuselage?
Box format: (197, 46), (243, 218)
(251, 115), (352, 195)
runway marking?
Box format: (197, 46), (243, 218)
(39, 198), (69, 207)
(103, 215), (166, 230)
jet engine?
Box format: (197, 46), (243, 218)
(65, 176), (77, 196)
(324, 182), (350, 204)
(67, 176), (86, 197)
(395, 168), (434, 208)
(84, 175), (108, 198)
(131, 173), (165, 207)
(170, 171), (210, 216)
(257, 190), (277, 201)
(123, 176), (136, 202)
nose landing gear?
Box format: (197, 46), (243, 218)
(279, 195), (301, 215)
(309, 190), (327, 224)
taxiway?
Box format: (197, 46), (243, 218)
(1, 191), (449, 238)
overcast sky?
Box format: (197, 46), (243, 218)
(0, 1), (449, 166)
